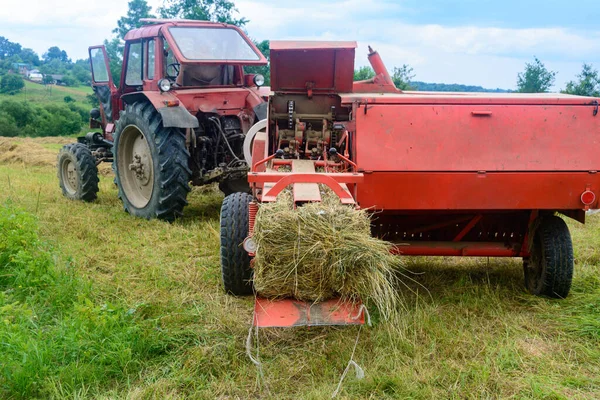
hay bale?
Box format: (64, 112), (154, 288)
(253, 190), (401, 319)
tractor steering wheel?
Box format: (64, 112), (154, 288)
(166, 63), (181, 80)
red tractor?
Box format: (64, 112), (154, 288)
(221, 41), (600, 326)
(57, 19), (269, 221)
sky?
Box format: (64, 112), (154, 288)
(1, 0), (599, 90)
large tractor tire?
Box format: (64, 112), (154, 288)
(57, 143), (99, 201)
(524, 215), (574, 298)
(113, 102), (191, 222)
(220, 192), (253, 295)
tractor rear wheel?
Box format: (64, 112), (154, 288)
(113, 102), (191, 222)
(524, 215), (574, 298)
(57, 143), (99, 201)
(220, 192), (253, 295)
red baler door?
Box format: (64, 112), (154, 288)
(356, 104), (600, 172)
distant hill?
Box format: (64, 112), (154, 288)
(409, 81), (511, 93)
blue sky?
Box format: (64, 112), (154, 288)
(1, 0), (599, 90)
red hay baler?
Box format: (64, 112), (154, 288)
(220, 41), (599, 326)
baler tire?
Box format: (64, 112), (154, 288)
(57, 143), (99, 202)
(219, 178), (251, 196)
(113, 102), (191, 222)
(220, 192), (253, 295)
(524, 215), (574, 299)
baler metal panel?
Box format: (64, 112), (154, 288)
(356, 104), (600, 172)
(356, 172), (600, 210)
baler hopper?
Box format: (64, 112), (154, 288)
(220, 41), (600, 327)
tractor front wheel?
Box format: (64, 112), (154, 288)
(220, 192), (253, 295)
(113, 102), (191, 222)
(57, 143), (99, 201)
(524, 215), (574, 298)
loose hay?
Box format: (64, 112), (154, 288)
(253, 190), (401, 320)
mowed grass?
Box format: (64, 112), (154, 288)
(0, 137), (599, 399)
(0, 80), (92, 106)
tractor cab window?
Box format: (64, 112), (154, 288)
(90, 48), (109, 83)
(146, 39), (155, 79)
(163, 40), (178, 78)
(169, 27), (261, 61)
(125, 42), (143, 86)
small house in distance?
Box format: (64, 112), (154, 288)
(28, 69), (43, 82)
(49, 74), (65, 85)
(12, 63), (31, 75)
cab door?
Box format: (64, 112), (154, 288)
(89, 46), (118, 138)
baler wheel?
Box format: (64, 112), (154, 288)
(57, 143), (99, 202)
(524, 215), (574, 298)
(220, 192), (253, 295)
(113, 102), (191, 222)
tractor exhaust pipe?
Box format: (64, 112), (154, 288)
(367, 46), (395, 88)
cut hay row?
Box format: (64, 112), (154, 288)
(0, 137), (60, 167)
(252, 190), (402, 320)
(0, 137), (112, 175)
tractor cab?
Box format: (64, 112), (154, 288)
(88, 19), (268, 134)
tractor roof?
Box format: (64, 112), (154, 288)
(124, 19), (236, 41)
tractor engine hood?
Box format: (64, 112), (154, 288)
(269, 41), (357, 95)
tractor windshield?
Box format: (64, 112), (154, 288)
(169, 27), (261, 61)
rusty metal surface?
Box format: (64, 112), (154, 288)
(253, 298), (365, 328)
(270, 45), (355, 93)
(269, 40), (357, 50)
(355, 104), (600, 172)
(291, 160), (321, 202)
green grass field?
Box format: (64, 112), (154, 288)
(0, 80), (92, 106)
(0, 137), (599, 399)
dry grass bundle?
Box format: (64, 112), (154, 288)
(253, 190), (401, 319)
(0, 137), (57, 166)
(0, 137), (113, 175)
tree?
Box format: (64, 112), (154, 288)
(0, 74), (25, 94)
(245, 40), (270, 85)
(114, 0), (155, 40)
(517, 57), (556, 93)
(354, 66), (375, 81)
(392, 64), (415, 90)
(159, 0), (248, 26)
(0, 37), (22, 60)
(43, 46), (70, 63)
(562, 63), (600, 97)
(104, 38), (123, 87)
(18, 48), (40, 66)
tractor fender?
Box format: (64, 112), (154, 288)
(121, 92), (199, 129)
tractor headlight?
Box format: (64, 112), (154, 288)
(253, 74), (265, 87)
(158, 79), (171, 92)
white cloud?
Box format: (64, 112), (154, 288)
(0, 0), (596, 89)
(237, 0), (600, 89)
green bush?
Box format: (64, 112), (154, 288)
(0, 99), (86, 137)
(0, 204), (165, 398)
(33, 104), (84, 136)
(0, 113), (20, 137)
(0, 74), (25, 94)
(0, 100), (35, 127)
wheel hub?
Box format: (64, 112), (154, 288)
(118, 126), (154, 209)
(129, 152), (151, 186)
(62, 159), (78, 194)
